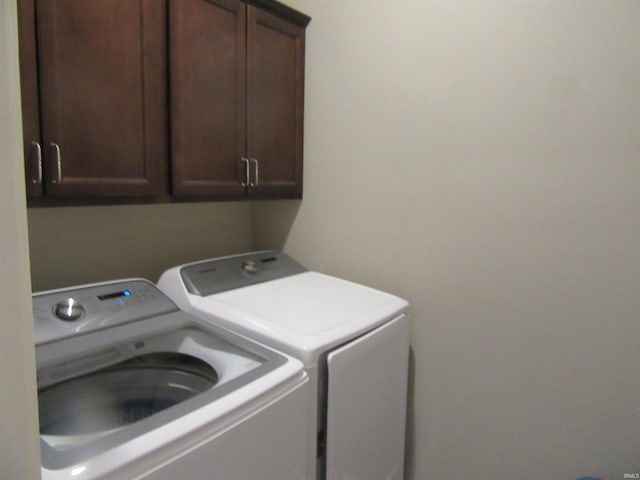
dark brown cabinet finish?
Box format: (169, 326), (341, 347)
(170, 0), (307, 198)
(170, 0), (247, 197)
(246, 6), (305, 197)
(17, 0), (41, 197)
(17, 0), (309, 203)
(19, 0), (167, 199)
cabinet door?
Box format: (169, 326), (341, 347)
(170, 0), (247, 197)
(17, 0), (43, 197)
(247, 6), (305, 198)
(36, 0), (167, 197)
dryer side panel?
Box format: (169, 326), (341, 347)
(325, 314), (410, 480)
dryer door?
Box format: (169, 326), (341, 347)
(325, 314), (409, 480)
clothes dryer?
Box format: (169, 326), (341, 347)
(33, 278), (308, 480)
(158, 251), (410, 480)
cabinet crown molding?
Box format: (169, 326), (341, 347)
(245, 0), (311, 27)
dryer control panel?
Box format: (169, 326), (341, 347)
(180, 250), (307, 296)
(32, 279), (178, 345)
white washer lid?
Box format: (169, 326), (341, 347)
(190, 272), (408, 365)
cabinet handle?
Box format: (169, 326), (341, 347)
(250, 158), (259, 187)
(31, 142), (42, 184)
(241, 157), (250, 187)
(50, 143), (62, 184)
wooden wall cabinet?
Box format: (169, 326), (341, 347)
(18, 0), (168, 199)
(17, 0), (310, 203)
(170, 0), (308, 199)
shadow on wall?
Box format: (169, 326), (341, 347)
(27, 202), (254, 291)
(252, 200), (302, 251)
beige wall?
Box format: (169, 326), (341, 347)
(28, 202), (252, 291)
(0, 1), (41, 478)
(257, 1), (640, 479)
(6, 1), (640, 479)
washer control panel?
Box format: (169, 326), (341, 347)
(33, 279), (178, 345)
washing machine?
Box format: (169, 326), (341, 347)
(157, 251), (410, 480)
(32, 278), (309, 480)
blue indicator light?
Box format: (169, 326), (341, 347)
(98, 289), (132, 301)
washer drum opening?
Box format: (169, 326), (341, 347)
(38, 352), (218, 436)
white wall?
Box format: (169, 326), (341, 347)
(0, 1), (41, 478)
(256, 1), (640, 479)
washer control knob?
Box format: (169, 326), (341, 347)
(241, 260), (259, 274)
(54, 298), (85, 321)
